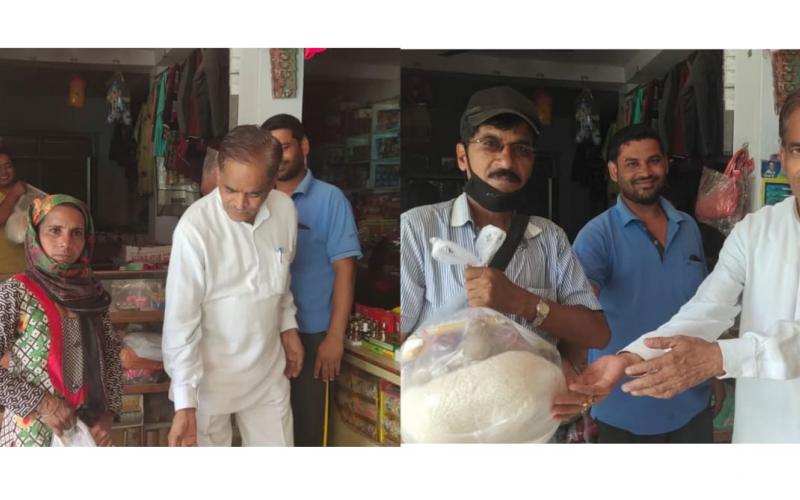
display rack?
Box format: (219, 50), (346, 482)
(315, 99), (400, 193)
(330, 342), (400, 447)
(97, 270), (172, 447)
(369, 102), (400, 190)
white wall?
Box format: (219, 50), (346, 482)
(232, 48), (304, 126)
(731, 49), (780, 212)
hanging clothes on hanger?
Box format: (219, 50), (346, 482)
(153, 71), (169, 158)
(177, 52), (197, 136)
(641, 80), (658, 128)
(162, 65), (181, 131)
(682, 50), (723, 160)
(174, 137), (206, 184)
(658, 67), (678, 153)
(188, 48), (230, 139)
(135, 80), (157, 195)
(631, 86), (645, 125)
(670, 61), (691, 157)
(571, 142), (608, 213)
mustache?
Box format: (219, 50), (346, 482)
(487, 169), (522, 183)
(633, 176), (660, 185)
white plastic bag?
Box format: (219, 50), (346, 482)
(123, 332), (163, 361)
(429, 224), (506, 267)
(428, 224), (507, 317)
(401, 307), (565, 443)
(5, 186), (47, 244)
(51, 419), (96, 447)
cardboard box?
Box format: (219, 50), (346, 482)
(123, 245), (172, 265)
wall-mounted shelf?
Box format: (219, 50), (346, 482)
(110, 310), (164, 324)
(123, 383), (170, 395)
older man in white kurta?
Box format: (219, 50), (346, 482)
(162, 125), (303, 447)
(621, 195), (800, 442)
(569, 89), (800, 443)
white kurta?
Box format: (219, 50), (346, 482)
(625, 196), (800, 442)
(162, 188), (299, 415)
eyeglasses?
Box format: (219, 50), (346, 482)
(468, 137), (536, 159)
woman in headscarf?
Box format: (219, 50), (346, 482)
(0, 194), (122, 446)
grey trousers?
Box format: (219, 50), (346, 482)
(290, 332), (331, 447)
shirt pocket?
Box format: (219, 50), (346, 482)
(681, 257), (707, 297)
(266, 247), (292, 295)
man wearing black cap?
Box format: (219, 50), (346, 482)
(401, 86), (610, 418)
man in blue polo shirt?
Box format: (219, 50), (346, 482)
(262, 114), (362, 446)
(573, 124), (718, 442)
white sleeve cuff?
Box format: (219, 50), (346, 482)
(280, 309), (298, 333)
(717, 337), (758, 379)
(619, 337), (663, 361)
(170, 383), (199, 411)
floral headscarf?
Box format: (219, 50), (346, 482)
(24, 194), (108, 307)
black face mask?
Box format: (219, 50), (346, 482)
(462, 155), (527, 213)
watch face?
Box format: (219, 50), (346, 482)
(537, 300), (550, 315)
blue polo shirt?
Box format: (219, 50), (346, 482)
(290, 170), (362, 334)
(573, 195), (710, 435)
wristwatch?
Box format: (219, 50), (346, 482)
(531, 297), (550, 327)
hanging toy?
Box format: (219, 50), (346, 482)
(106, 71), (132, 125)
(575, 88), (602, 146)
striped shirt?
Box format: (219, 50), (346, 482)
(401, 193), (601, 343)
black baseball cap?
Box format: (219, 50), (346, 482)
(460, 86), (542, 141)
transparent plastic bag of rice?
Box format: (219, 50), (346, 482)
(401, 307), (565, 443)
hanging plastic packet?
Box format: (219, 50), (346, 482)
(51, 419), (97, 447)
(106, 72), (132, 126)
(575, 88), (602, 145)
(695, 144), (753, 235)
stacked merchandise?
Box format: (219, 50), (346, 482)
(118, 244), (171, 271)
(335, 364), (399, 446)
(335, 364), (380, 442)
(103, 275), (167, 385)
(107, 278), (166, 312)
(112, 395), (144, 446)
(353, 191), (400, 247)
(112, 394), (171, 447)
(119, 330), (165, 386)
(371, 103), (400, 189)
(346, 304), (401, 360)
(338, 306), (400, 446)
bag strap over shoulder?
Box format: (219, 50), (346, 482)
(488, 213), (529, 272)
